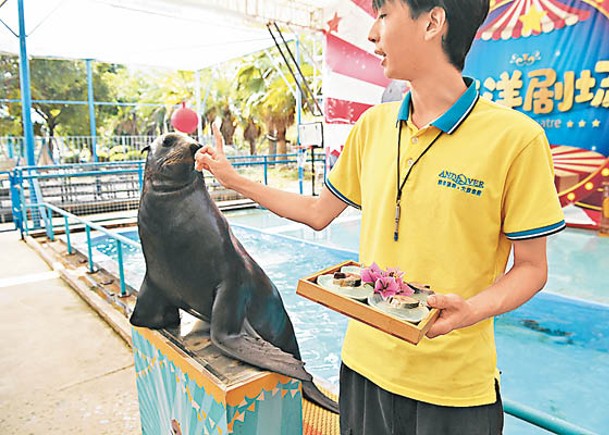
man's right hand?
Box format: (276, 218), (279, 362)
(194, 123), (238, 189)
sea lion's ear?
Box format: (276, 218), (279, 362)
(141, 145), (151, 154)
(190, 143), (203, 154)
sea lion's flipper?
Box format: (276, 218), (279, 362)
(210, 282), (312, 382)
(302, 381), (340, 414)
(213, 333), (312, 382)
(130, 276), (180, 329)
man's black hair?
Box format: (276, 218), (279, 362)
(371, 0), (490, 70)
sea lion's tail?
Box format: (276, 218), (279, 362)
(302, 380), (340, 414)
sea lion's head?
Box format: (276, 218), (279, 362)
(143, 133), (203, 192)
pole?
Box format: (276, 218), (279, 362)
(296, 36), (304, 195)
(86, 59), (98, 162)
(600, 182), (609, 236)
(17, 0), (35, 166)
(195, 70), (203, 142)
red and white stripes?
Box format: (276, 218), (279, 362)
(476, 0), (590, 40)
(322, 0), (389, 151)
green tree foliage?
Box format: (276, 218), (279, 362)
(0, 55), (119, 139)
(236, 37), (322, 156)
(29, 59), (117, 137)
(0, 55), (24, 136)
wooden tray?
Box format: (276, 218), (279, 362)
(296, 260), (440, 345)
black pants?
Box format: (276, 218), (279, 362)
(339, 363), (504, 435)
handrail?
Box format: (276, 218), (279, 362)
(23, 203), (601, 435)
(25, 201), (141, 297)
(503, 399), (596, 434)
(11, 153), (321, 179)
(18, 168), (144, 180)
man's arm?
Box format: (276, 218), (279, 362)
(426, 236), (548, 338)
(195, 125), (347, 230)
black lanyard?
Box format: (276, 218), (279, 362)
(394, 122), (443, 241)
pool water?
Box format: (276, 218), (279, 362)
(92, 208), (609, 434)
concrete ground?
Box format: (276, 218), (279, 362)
(0, 227), (141, 434)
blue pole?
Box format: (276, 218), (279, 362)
(138, 163), (144, 191)
(263, 156), (268, 185)
(7, 137), (14, 159)
(503, 399), (596, 435)
(17, 0), (36, 166)
(64, 216), (73, 254)
(46, 207), (55, 241)
(86, 226), (95, 273)
(116, 240), (126, 297)
(86, 59), (98, 162)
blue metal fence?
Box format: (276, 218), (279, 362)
(9, 152), (325, 234)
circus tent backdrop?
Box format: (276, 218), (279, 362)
(321, 0), (609, 229)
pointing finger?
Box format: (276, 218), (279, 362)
(212, 122), (224, 155)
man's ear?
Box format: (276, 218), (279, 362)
(424, 6), (447, 41)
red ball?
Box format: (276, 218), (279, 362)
(171, 102), (199, 134)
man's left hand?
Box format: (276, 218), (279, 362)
(425, 294), (476, 338)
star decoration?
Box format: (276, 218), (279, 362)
(566, 120), (574, 128)
(579, 120), (586, 128)
(327, 12), (342, 34)
(592, 119), (601, 127)
(519, 6), (547, 34)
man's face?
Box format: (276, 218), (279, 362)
(368, 1), (429, 81)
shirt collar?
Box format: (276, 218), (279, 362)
(396, 76), (479, 134)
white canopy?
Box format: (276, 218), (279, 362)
(0, 0), (337, 70)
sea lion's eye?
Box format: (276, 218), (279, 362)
(162, 136), (178, 148)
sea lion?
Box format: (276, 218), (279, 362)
(130, 133), (338, 413)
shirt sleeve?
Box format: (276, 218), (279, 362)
(502, 131), (566, 240)
(326, 122), (363, 209)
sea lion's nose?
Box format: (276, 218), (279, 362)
(190, 143), (203, 155)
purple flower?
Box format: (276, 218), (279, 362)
(374, 275), (401, 299)
(361, 262), (382, 285)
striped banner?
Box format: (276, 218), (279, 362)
(322, 0), (395, 150)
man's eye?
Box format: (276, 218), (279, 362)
(378, 13), (387, 20)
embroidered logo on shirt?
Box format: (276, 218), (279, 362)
(437, 170), (485, 197)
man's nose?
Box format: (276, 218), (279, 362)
(368, 21), (379, 43)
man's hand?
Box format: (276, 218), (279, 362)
(425, 294), (477, 338)
(194, 123), (238, 189)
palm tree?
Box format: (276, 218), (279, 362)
(236, 54), (296, 156)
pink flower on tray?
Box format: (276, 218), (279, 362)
(374, 275), (401, 299)
(361, 263), (414, 298)
(361, 262), (382, 285)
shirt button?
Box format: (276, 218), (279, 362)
(407, 158), (414, 166)
(411, 137), (419, 144)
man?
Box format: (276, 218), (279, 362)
(195, 0), (565, 433)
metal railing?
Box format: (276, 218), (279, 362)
(503, 399), (596, 434)
(9, 152), (325, 232)
(29, 201), (139, 297)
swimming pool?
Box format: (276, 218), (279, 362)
(91, 208), (609, 434)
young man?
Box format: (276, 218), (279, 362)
(195, 0), (565, 433)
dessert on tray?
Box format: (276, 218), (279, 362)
(332, 271), (362, 287)
(299, 261), (440, 344)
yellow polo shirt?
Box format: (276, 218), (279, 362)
(326, 77), (565, 407)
